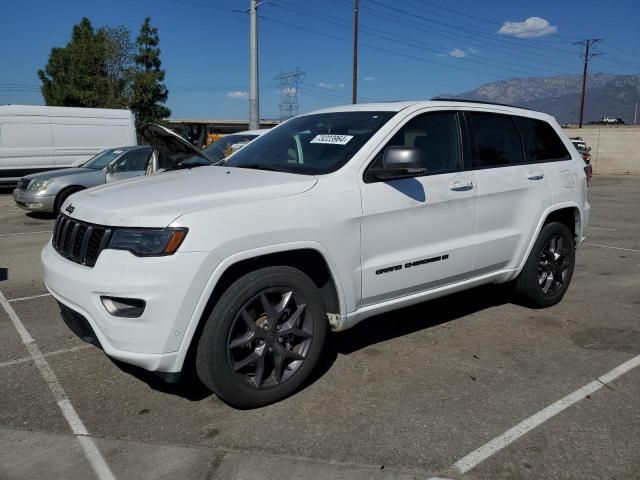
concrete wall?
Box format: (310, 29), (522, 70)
(563, 125), (640, 175)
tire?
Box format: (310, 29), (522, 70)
(512, 222), (575, 308)
(196, 266), (327, 408)
(54, 187), (84, 215)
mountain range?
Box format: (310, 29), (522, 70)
(447, 73), (640, 124)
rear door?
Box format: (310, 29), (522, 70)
(513, 116), (575, 206)
(467, 111), (552, 273)
(360, 110), (478, 305)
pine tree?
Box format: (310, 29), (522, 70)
(38, 18), (133, 108)
(131, 17), (171, 125)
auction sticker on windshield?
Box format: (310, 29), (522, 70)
(310, 134), (353, 145)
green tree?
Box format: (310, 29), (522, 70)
(38, 18), (133, 108)
(131, 17), (171, 125)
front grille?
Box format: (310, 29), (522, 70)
(18, 178), (30, 190)
(52, 214), (112, 267)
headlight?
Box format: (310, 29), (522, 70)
(107, 228), (188, 256)
(28, 178), (54, 191)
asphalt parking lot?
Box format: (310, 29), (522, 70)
(1, 176), (639, 480)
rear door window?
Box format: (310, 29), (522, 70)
(467, 112), (524, 168)
(514, 116), (571, 162)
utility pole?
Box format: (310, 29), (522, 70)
(249, 0), (260, 130)
(352, 0), (359, 104)
(574, 38), (602, 128)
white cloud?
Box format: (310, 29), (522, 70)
(498, 17), (558, 38)
(317, 82), (334, 89)
(338, 83), (345, 88)
(226, 91), (248, 98)
(468, 47), (478, 54)
(364, 76), (375, 81)
(448, 48), (466, 58)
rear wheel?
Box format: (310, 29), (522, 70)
(512, 222), (575, 308)
(54, 186), (83, 215)
(196, 266), (327, 408)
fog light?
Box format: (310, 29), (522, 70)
(27, 203), (43, 209)
(101, 296), (146, 318)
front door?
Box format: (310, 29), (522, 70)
(360, 110), (478, 306)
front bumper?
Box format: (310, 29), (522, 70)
(13, 189), (55, 212)
(42, 240), (214, 373)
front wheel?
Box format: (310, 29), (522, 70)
(54, 186), (83, 214)
(196, 266), (327, 408)
(512, 222), (575, 308)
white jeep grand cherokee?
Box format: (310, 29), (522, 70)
(42, 100), (590, 408)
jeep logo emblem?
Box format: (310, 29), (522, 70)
(65, 204), (75, 214)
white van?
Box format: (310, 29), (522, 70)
(0, 105), (136, 185)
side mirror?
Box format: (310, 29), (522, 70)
(373, 147), (428, 180)
(105, 163), (114, 174)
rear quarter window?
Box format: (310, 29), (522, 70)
(514, 116), (571, 162)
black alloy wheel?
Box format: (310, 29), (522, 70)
(226, 288), (314, 389)
(512, 221), (575, 308)
(196, 266), (327, 408)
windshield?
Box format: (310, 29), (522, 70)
(83, 149), (125, 169)
(203, 133), (260, 163)
(224, 111), (395, 174)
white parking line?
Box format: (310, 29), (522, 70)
(583, 242), (640, 253)
(0, 290), (116, 480)
(0, 344), (92, 369)
(8, 293), (52, 303)
(451, 353), (640, 474)
(0, 230), (52, 238)
(588, 226), (617, 231)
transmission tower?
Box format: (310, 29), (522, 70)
(275, 68), (305, 120)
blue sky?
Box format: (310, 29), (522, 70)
(1, 0), (639, 120)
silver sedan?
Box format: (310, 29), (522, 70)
(13, 146), (152, 214)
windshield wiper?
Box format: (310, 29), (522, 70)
(232, 164), (284, 172)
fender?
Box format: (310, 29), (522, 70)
(175, 240), (348, 362)
(512, 201), (584, 278)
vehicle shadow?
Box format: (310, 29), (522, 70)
(332, 284), (510, 355)
(120, 284), (512, 405)
(26, 212), (57, 220)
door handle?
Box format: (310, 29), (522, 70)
(527, 172), (544, 180)
(450, 181), (474, 192)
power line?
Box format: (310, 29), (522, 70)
(269, 1), (574, 77)
(356, 0), (575, 61)
(260, 14), (567, 82)
(345, 1), (581, 68)
(364, 0), (579, 56)
(402, 0), (582, 42)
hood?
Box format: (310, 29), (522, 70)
(23, 167), (93, 181)
(63, 165), (317, 227)
(140, 124), (211, 162)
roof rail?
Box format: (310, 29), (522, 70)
(430, 97), (535, 111)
